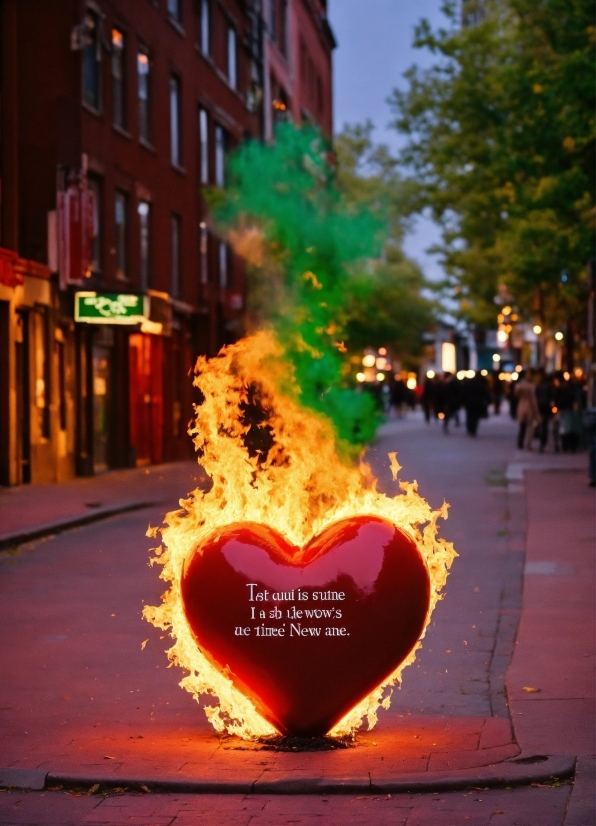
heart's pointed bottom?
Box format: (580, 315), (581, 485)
(182, 516), (431, 737)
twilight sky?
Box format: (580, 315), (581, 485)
(328, 0), (447, 282)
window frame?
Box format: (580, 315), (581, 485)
(200, 0), (211, 56)
(138, 200), (152, 290)
(200, 221), (209, 285)
(82, 7), (102, 111)
(169, 73), (183, 167)
(199, 107), (209, 184)
(269, 0), (277, 43)
(114, 189), (129, 281)
(214, 123), (226, 187)
(227, 26), (237, 90)
(111, 27), (126, 129)
(218, 240), (228, 289)
(167, 0), (183, 25)
(137, 47), (152, 144)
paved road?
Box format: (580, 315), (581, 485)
(0, 410), (591, 825)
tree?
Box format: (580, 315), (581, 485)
(334, 123), (436, 366)
(390, 0), (595, 330)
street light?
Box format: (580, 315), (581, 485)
(492, 354), (501, 363)
(555, 331), (564, 341)
(533, 324), (542, 335)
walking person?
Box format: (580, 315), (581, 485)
(442, 372), (462, 433)
(515, 370), (540, 450)
(462, 372), (490, 436)
(535, 371), (554, 452)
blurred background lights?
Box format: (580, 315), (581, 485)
(511, 371), (519, 380)
(426, 369), (435, 379)
(555, 331), (564, 341)
(376, 372), (385, 382)
(356, 372), (365, 383)
(466, 370), (475, 378)
(406, 377), (417, 390)
(362, 354), (376, 368)
(480, 369), (488, 376)
(378, 347), (387, 355)
(492, 353), (501, 362)
(532, 324), (542, 335)
(497, 330), (508, 343)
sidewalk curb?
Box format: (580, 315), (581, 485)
(0, 755), (572, 795)
(0, 501), (157, 550)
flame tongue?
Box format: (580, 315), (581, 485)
(143, 331), (456, 739)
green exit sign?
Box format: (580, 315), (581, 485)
(75, 292), (149, 324)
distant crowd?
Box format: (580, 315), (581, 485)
(387, 369), (592, 456)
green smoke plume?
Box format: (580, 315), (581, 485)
(209, 123), (386, 451)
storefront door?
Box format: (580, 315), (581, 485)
(92, 345), (111, 473)
(129, 333), (163, 466)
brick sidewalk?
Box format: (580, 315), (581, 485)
(0, 462), (205, 547)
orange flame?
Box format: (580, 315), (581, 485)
(143, 331), (456, 739)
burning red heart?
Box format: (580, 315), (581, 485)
(181, 516), (430, 737)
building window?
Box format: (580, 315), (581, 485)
(200, 221), (209, 284)
(111, 28), (126, 128)
(215, 124), (226, 187)
(200, 0), (210, 56)
(83, 8), (101, 110)
(167, 0), (182, 24)
(87, 175), (102, 273)
(138, 201), (151, 289)
(199, 108), (209, 184)
(137, 48), (151, 143)
(227, 27), (237, 90)
(269, 0), (277, 42)
(115, 190), (128, 280)
(171, 214), (182, 297)
(170, 74), (182, 166)
(218, 241), (228, 288)
(280, 1), (288, 55)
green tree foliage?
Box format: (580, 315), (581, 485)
(334, 123), (436, 367)
(390, 0), (595, 328)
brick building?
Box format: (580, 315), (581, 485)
(263, 0), (334, 139)
(0, 0), (334, 486)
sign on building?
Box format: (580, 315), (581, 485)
(75, 292), (149, 324)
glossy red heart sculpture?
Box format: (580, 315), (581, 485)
(181, 516), (430, 736)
